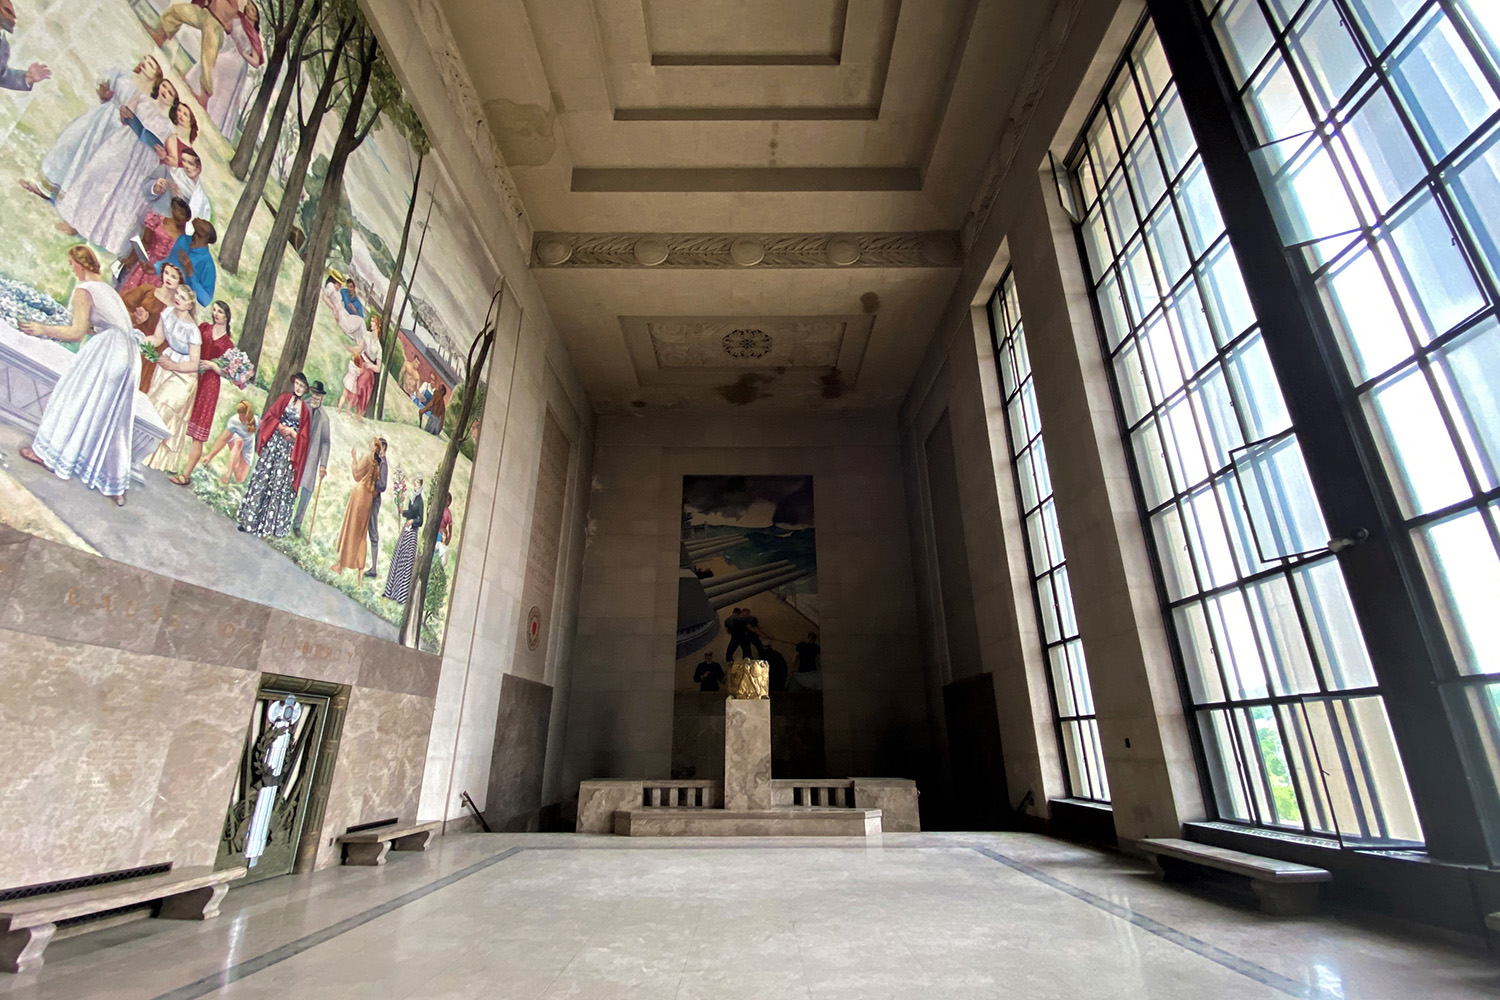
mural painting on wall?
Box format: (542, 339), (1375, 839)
(675, 475), (820, 694)
(0, 0), (500, 653)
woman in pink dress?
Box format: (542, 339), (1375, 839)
(118, 196), (191, 295)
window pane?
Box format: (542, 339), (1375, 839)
(1294, 557), (1379, 690)
(1249, 705), (1303, 827)
(1317, 241), (1416, 381)
(1201, 240), (1258, 342)
(1366, 364), (1472, 515)
(1300, 696), (1425, 843)
(1214, 0), (1273, 86)
(1431, 316), (1500, 490)
(1225, 331), (1293, 438)
(1347, 0), (1425, 50)
(1232, 432), (1331, 559)
(1177, 601), (1228, 702)
(1415, 507), (1500, 675)
(1384, 193), (1484, 343)
(1288, 0), (1367, 117)
(1340, 88), (1426, 214)
(1200, 709), (1255, 821)
(1249, 574), (1321, 695)
(1389, 10), (1500, 160)
(1179, 158), (1226, 255)
(1246, 55), (1316, 143)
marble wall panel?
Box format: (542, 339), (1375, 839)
(483, 674), (554, 831)
(0, 628), (255, 887)
(315, 687), (435, 869)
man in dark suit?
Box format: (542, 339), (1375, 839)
(693, 653), (725, 692)
(364, 436), (389, 578)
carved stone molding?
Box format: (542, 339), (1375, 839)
(531, 232), (963, 269)
(964, 0), (1086, 249)
(409, 0), (533, 252)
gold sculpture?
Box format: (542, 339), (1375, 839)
(726, 658), (770, 700)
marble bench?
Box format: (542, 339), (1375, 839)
(337, 820), (441, 866)
(0, 865), (246, 973)
(1140, 838), (1331, 915)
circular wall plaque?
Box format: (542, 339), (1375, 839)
(535, 237), (573, 265)
(634, 237), (670, 266)
(826, 236), (861, 266)
(921, 232), (960, 266)
(729, 237), (765, 266)
(526, 606), (543, 651)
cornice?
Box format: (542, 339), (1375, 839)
(409, 0), (533, 253)
(963, 0), (1087, 249)
(531, 231), (963, 269)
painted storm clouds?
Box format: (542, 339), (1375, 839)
(0, 0), (496, 653)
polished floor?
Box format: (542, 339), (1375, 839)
(2, 832), (1496, 999)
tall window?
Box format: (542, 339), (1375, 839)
(988, 271), (1110, 802)
(1067, 18), (1423, 843)
(1203, 0), (1500, 823)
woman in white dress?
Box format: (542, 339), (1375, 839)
(53, 78), (181, 256)
(321, 275), (368, 343)
(18, 246), (141, 506)
(186, 3), (264, 140)
(143, 284), (202, 472)
(18, 56), (163, 202)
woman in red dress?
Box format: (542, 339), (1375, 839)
(168, 299), (235, 486)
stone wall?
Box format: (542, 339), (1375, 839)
(558, 409), (931, 808)
(0, 526), (440, 884)
(0, 0), (600, 888)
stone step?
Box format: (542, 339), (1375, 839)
(613, 807), (882, 838)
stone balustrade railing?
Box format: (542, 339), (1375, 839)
(641, 780), (719, 808)
(772, 780), (855, 807)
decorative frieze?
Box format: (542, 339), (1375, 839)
(532, 231), (962, 269)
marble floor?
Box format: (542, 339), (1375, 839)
(1, 832), (1496, 999)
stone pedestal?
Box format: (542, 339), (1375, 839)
(724, 698), (772, 811)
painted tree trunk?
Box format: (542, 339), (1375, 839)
(369, 152), (423, 420)
(268, 38), (378, 402)
(219, 11), (319, 273)
(400, 303), (499, 646)
(234, 22), (353, 367)
(227, 0), (301, 181)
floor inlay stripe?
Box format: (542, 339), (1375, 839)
(970, 846), (1340, 1000)
(148, 847), (525, 1000)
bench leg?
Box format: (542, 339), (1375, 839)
(392, 830), (434, 852)
(1152, 856), (1197, 884)
(0, 923), (55, 974)
(343, 841), (391, 866)
(1251, 881), (1320, 916)
(158, 883), (230, 921)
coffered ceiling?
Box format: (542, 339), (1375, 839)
(435, 0), (1057, 410)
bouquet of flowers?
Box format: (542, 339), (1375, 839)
(392, 467), (409, 509)
(219, 348), (256, 389)
(0, 276), (70, 329)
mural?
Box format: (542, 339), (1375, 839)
(0, 0), (498, 653)
(675, 475), (820, 694)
